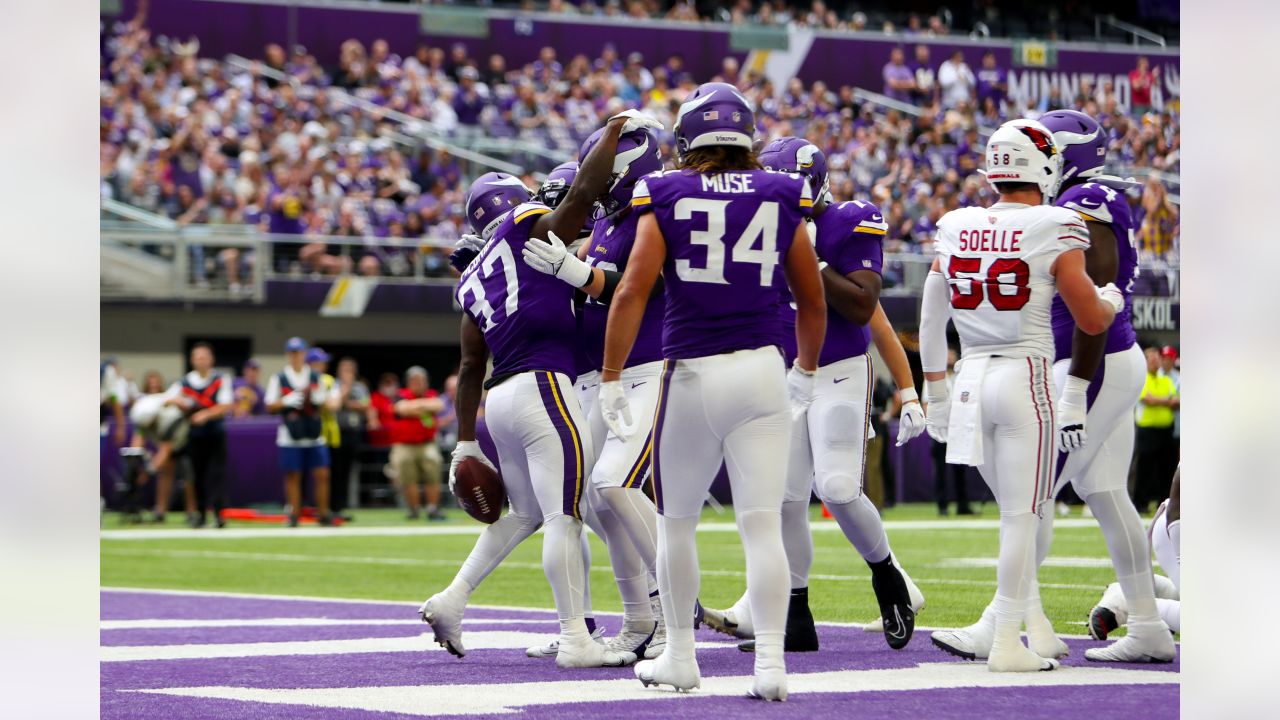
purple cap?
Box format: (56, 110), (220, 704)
(759, 136), (829, 199)
(284, 336), (308, 352)
(305, 347), (330, 363)
(578, 127), (663, 217)
(464, 172), (532, 239)
(1040, 109), (1107, 185)
(672, 82), (755, 160)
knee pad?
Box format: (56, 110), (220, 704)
(815, 472), (863, 505)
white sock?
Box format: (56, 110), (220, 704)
(452, 511), (542, 597)
(826, 494), (890, 563)
(1085, 489), (1159, 622)
(598, 486), (659, 572)
(1156, 598), (1180, 633)
(737, 508), (790, 641)
(995, 512), (1039, 629)
(657, 513), (700, 663)
(541, 514), (587, 635)
(588, 486), (653, 622)
(781, 499), (814, 588)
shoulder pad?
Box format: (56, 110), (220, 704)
(1058, 183), (1115, 224)
(509, 202), (552, 227)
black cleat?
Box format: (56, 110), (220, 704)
(784, 588), (819, 652)
(1089, 606), (1120, 641)
(870, 563), (916, 650)
(738, 639), (756, 653)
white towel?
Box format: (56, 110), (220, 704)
(945, 355), (990, 467)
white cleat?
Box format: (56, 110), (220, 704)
(988, 643), (1060, 672)
(635, 653), (700, 692)
(644, 596), (667, 659)
(419, 593), (467, 658)
(931, 624), (993, 661)
(701, 606), (753, 640)
(607, 620), (658, 658)
(748, 668), (787, 702)
(1085, 622), (1176, 663)
(527, 626), (604, 658)
(556, 633), (636, 668)
(864, 567), (926, 633)
(1025, 608), (1069, 659)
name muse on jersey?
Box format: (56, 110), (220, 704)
(700, 173), (757, 193)
(957, 228), (1024, 253)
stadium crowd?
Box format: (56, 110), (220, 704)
(99, 12), (1180, 285)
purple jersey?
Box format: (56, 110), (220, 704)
(632, 169), (813, 360)
(1051, 182), (1140, 359)
(582, 210), (665, 368)
(455, 203), (577, 379)
(780, 200), (888, 366)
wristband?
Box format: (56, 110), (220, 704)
(899, 387), (920, 404)
(791, 361), (816, 376)
(924, 378), (949, 402)
(1062, 375), (1091, 398)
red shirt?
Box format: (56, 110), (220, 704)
(387, 388), (440, 445)
(1129, 68), (1155, 107)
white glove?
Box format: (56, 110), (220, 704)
(522, 230), (593, 288)
(895, 387), (926, 447)
(786, 363), (816, 420)
(923, 379), (951, 444)
(449, 440), (496, 495)
(609, 108), (664, 134)
(599, 380), (638, 441)
(455, 233), (486, 254)
(1098, 283), (1124, 314)
(1056, 375), (1090, 453)
(282, 391), (306, 410)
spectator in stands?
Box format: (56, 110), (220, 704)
(938, 50), (975, 109)
(882, 46), (915, 103)
(1134, 347), (1179, 513)
(390, 366), (446, 521)
(232, 359), (266, 417)
(1129, 56), (1159, 114)
(1138, 177), (1179, 258)
(929, 348), (973, 515)
(909, 44), (937, 105)
(265, 337), (333, 527)
(164, 342), (232, 528)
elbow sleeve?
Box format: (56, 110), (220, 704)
(920, 270), (951, 374)
(594, 271), (664, 305)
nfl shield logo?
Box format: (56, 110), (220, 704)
(988, 216), (997, 224)
(731, 110), (742, 122)
(960, 391), (970, 403)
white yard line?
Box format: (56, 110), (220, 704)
(933, 557), (1115, 569)
(100, 517), (1100, 541)
(101, 617), (551, 630)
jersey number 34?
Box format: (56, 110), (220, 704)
(947, 256), (1030, 311)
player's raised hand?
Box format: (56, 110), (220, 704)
(608, 108), (664, 134)
(786, 363), (816, 420)
(896, 387), (926, 446)
(1056, 376), (1090, 453)
(599, 380), (638, 441)
(523, 230), (593, 287)
(923, 379), (950, 443)
(449, 440), (496, 495)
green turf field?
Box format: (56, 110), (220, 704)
(100, 503), (1145, 633)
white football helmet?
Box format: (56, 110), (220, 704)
(983, 119), (1064, 200)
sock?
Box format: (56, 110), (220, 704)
(826, 494), (890, 563)
(737, 508), (789, 645)
(1156, 598), (1180, 633)
(453, 511), (542, 596)
(541, 514), (588, 636)
(588, 485), (653, 622)
(780, 499), (814, 588)
(866, 553), (897, 582)
(1035, 507), (1055, 566)
(1085, 489), (1159, 623)
(992, 512), (1039, 647)
(657, 513), (700, 662)
(990, 592), (1027, 651)
(581, 504), (604, 621)
(598, 486), (659, 571)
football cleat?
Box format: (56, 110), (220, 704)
(526, 626), (604, 658)
(871, 565), (916, 650)
(557, 634), (636, 668)
(748, 668), (787, 701)
(1089, 606), (1121, 641)
(702, 605), (754, 640)
(1085, 621), (1176, 663)
(863, 565), (926, 633)
(1025, 605), (1069, 659)
(644, 595), (667, 659)
(635, 653), (700, 692)
(419, 593), (467, 658)
(607, 620), (657, 658)
(931, 627), (992, 661)
(988, 643), (1060, 672)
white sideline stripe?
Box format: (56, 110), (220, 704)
(100, 518), (1101, 541)
(130, 663), (1178, 716)
(101, 632), (738, 663)
(933, 556), (1115, 569)
(101, 618), (551, 630)
(100, 587), (1111, 640)
(103, 548), (1103, 592)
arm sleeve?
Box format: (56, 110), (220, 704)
(920, 269), (952, 373)
(215, 375), (234, 404)
(264, 375), (281, 405)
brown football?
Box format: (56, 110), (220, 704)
(454, 456), (505, 524)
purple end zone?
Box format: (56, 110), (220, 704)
(102, 590), (1178, 719)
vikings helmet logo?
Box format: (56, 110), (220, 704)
(796, 143), (819, 170)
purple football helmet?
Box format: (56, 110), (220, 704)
(464, 172), (532, 239)
(759, 136), (829, 199)
(578, 127), (663, 218)
(672, 82), (756, 160)
(533, 161), (579, 210)
(1039, 109), (1106, 186)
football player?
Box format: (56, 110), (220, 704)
(931, 109), (1175, 664)
(919, 119), (1123, 672)
(418, 109), (661, 669)
(601, 82), (827, 700)
(701, 137), (927, 653)
(522, 132), (671, 661)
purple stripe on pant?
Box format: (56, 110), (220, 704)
(649, 361), (676, 515)
(535, 372), (584, 519)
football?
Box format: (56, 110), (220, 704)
(453, 456), (505, 524)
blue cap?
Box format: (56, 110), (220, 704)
(305, 347), (330, 363)
(284, 337), (308, 352)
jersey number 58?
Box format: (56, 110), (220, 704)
(947, 256), (1031, 311)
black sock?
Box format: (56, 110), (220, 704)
(585, 616), (597, 634)
(790, 586), (808, 599)
(867, 554), (897, 581)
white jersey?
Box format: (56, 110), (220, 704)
(934, 202), (1089, 361)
